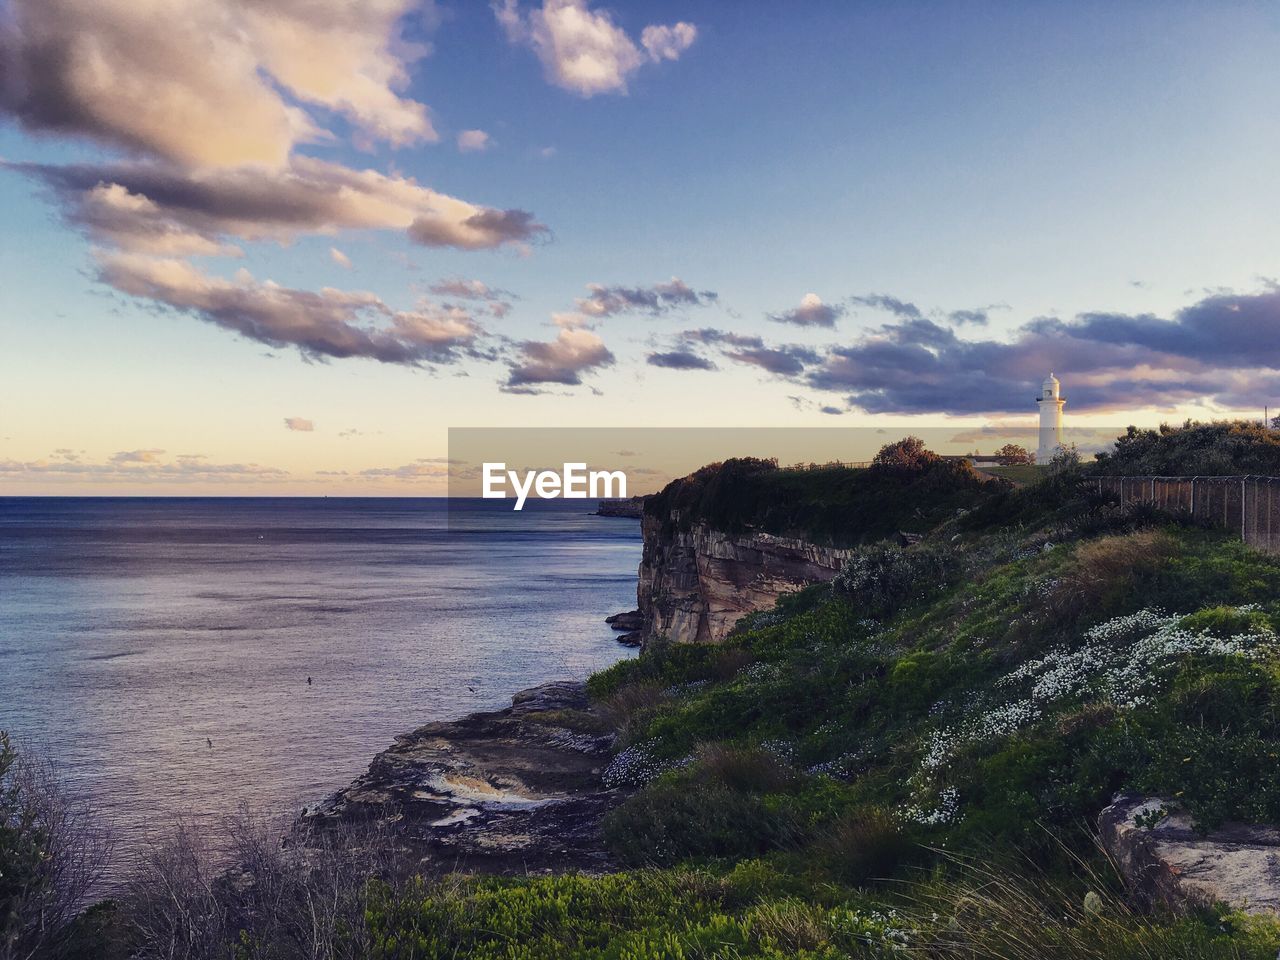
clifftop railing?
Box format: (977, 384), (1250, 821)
(1095, 475), (1280, 554)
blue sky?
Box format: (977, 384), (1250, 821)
(2, 0), (1280, 492)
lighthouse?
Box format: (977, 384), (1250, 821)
(1036, 373), (1065, 464)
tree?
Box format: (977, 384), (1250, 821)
(995, 443), (1034, 466)
(1, 732), (110, 960)
(871, 436), (938, 473)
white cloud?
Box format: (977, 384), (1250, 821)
(329, 247), (352, 269)
(0, 450), (288, 483)
(507, 326), (614, 387)
(21, 157), (549, 253)
(0, 0), (438, 168)
(640, 22), (697, 62)
(768, 292), (844, 328)
(284, 417), (314, 431)
(494, 0), (697, 97)
(96, 251), (484, 365)
(457, 129), (492, 152)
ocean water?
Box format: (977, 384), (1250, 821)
(0, 497), (641, 869)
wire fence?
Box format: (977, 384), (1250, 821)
(1094, 475), (1280, 554)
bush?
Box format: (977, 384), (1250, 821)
(0, 733), (110, 960)
(832, 541), (961, 617)
(871, 436), (939, 472)
(642, 447), (996, 546)
(1094, 420), (1280, 477)
(116, 806), (394, 960)
(1047, 530), (1179, 622)
(604, 747), (807, 866)
(805, 807), (910, 886)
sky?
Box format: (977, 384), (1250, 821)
(3, 0), (1280, 494)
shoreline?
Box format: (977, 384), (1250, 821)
(298, 679), (623, 876)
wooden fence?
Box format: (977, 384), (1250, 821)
(1094, 475), (1280, 554)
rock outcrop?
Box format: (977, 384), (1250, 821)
(637, 513), (857, 644)
(595, 496), (649, 519)
(300, 681), (621, 876)
(1100, 794), (1280, 914)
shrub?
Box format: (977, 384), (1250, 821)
(904, 846), (1275, 959)
(832, 541), (961, 617)
(1094, 420), (1280, 477)
(116, 806), (394, 960)
(1047, 529), (1179, 621)
(600, 683), (669, 744)
(695, 744), (798, 795)
(603, 747), (808, 866)
(805, 807), (909, 886)
(0, 733), (110, 960)
(642, 448), (995, 546)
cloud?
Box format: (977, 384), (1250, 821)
(494, 0), (696, 97)
(359, 457), (453, 479)
(110, 448), (165, 463)
(284, 417), (314, 431)
(725, 343), (823, 377)
(801, 284), (1280, 414)
(97, 252), (484, 365)
(640, 22), (698, 62)
(576, 277), (716, 319)
(647, 350), (716, 370)
(17, 157), (549, 254)
(0, 0), (437, 168)
(427, 277), (515, 318)
(457, 129), (492, 152)
(768, 292), (843, 328)
(947, 309), (993, 330)
(506, 326), (615, 386)
(0, 450), (288, 483)
(849, 293), (923, 320)
(667, 327), (821, 377)
(329, 247), (352, 269)
(679, 327), (765, 349)
(819, 405), (844, 415)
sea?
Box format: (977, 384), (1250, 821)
(0, 497), (641, 871)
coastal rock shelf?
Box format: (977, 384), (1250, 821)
(300, 681), (620, 875)
(1101, 794), (1280, 914)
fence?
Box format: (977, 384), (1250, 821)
(1094, 475), (1280, 554)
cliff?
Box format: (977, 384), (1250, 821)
(636, 512), (857, 644)
(631, 456), (999, 645)
(595, 496), (649, 519)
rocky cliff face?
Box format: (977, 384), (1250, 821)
(637, 512), (856, 644)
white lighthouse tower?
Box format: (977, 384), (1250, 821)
(1036, 372), (1065, 464)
